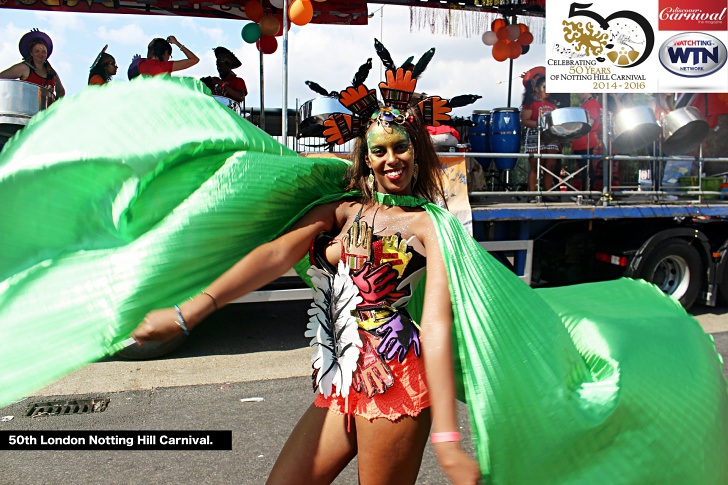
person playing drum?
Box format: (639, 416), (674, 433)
(520, 68), (560, 195)
(571, 93), (603, 192)
(0, 29), (65, 100)
(200, 47), (248, 104)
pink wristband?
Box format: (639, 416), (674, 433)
(431, 432), (461, 443)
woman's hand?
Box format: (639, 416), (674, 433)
(131, 308), (186, 343)
(166, 36), (180, 47)
(435, 442), (481, 485)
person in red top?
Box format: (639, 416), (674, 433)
(0, 29), (65, 100)
(571, 93), (603, 191)
(520, 72), (560, 194)
(138, 36), (199, 77)
(201, 47), (247, 104)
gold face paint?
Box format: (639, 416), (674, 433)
(366, 123), (415, 196)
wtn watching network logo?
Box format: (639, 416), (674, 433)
(659, 33), (728, 77)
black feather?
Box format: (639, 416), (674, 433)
(352, 58), (372, 86)
(448, 94), (482, 108)
(305, 80), (333, 97)
(411, 48), (435, 79)
(374, 38), (396, 71)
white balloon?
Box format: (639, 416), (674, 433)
(507, 24), (521, 42)
(481, 31), (497, 46)
(270, 0), (284, 8)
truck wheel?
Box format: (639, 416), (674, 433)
(636, 239), (703, 310)
(115, 334), (188, 360)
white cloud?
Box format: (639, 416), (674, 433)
(96, 24), (147, 46)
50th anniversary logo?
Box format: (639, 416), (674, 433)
(546, 0), (728, 93)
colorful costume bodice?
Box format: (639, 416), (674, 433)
(306, 219), (426, 399)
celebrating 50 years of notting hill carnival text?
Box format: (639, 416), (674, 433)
(0, 431), (233, 450)
(546, 0), (728, 93)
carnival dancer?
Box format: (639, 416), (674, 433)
(1, 50), (728, 485)
(133, 53), (480, 484)
(0, 28), (65, 99)
(88, 45), (118, 86)
(200, 46), (247, 104)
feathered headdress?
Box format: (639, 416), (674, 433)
(309, 39), (479, 146)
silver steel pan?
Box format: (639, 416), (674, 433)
(540, 107), (591, 142)
(298, 96), (349, 137)
(213, 96), (241, 116)
(611, 105), (661, 154)
(661, 106), (710, 155)
(0, 79), (53, 141)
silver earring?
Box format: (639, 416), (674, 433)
(413, 164), (419, 186)
(367, 168), (374, 191)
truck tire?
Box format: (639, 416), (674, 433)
(115, 334), (188, 360)
(635, 239), (703, 310)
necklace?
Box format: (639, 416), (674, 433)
(373, 191), (428, 208)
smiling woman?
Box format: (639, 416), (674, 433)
(0, 28), (65, 99)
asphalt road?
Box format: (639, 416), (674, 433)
(1, 300), (726, 485)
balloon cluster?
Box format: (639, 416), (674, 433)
(481, 18), (534, 62)
(241, 0), (320, 54)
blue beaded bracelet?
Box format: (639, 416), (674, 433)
(174, 304), (190, 336)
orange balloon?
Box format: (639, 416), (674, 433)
(289, 0), (314, 26)
(496, 26), (510, 41)
(508, 41), (522, 59)
(517, 23), (529, 33)
(518, 31), (534, 46)
(491, 18), (507, 31)
(259, 15), (280, 36)
(492, 40), (510, 62)
(245, 0), (264, 22)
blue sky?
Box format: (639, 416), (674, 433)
(1, 6), (546, 117)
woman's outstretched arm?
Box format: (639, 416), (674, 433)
(419, 216), (481, 485)
(132, 201), (339, 342)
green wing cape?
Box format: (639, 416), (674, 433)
(1, 77), (726, 484)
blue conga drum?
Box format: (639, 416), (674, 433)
(490, 107), (521, 171)
(469, 110), (491, 169)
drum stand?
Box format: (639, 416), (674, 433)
(535, 108), (593, 201)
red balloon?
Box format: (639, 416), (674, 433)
(244, 0), (264, 22)
(491, 18), (507, 31)
(256, 35), (278, 54)
(496, 26), (510, 41)
(517, 23), (529, 33)
(518, 31), (534, 46)
(492, 40), (510, 62)
(508, 42), (522, 60)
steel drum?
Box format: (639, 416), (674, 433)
(661, 106), (710, 155)
(469, 110), (491, 169)
(0, 79), (53, 142)
(298, 96), (350, 138)
(214, 96), (241, 116)
(611, 105), (661, 154)
(490, 107), (521, 171)
(540, 107), (591, 142)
